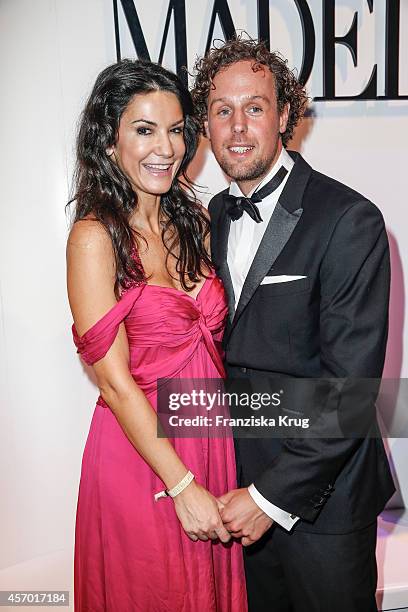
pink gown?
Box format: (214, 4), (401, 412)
(72, 264), (247, 612)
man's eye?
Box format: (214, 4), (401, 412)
(218, 108), (230, 116)
(248, 106), (262, 113)
(136, 127), (151, 135)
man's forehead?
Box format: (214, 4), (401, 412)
(209, 94), (272, 107)
(209, 61), (275, 94)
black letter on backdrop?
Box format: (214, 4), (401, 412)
(294, 0), (316, 86)
(114, 0), (188, 86)
(256, 0), (315, 87)
(315, 0), (378, 100)
(205, 0), (236, 53)
(383, 0), (407, 99)
(321, 0), (358, 98)
(257, 0), (270, 48)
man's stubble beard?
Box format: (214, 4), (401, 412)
(217, 149), (278, 183)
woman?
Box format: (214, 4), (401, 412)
(67, 59), (247, 611)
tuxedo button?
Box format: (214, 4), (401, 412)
(240, 367), (247, 373)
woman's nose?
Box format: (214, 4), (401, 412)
(156, 132), (174, 157)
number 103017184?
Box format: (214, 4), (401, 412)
(0, 591), (69, 606)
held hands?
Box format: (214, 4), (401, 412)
(172, 482), (272, 547)
(218, 488), (273, 547)
(173, 481), (231, 543)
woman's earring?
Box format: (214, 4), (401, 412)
(106, 147), (114, 156)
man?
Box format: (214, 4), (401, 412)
(192, 38), (395, 612)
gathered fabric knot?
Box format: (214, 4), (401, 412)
(198, 309), (207, 326)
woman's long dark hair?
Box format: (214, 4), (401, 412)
(68, 59), (211, 297)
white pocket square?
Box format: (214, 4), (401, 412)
(260, 275), (307, 285)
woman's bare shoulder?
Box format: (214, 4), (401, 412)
(67, 218), (117, 336)
(67, 216), (111, 252)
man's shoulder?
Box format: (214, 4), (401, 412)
(309, 167), (365, 201)
(305, 164), (382, 221)
(208, 188), (229, 218)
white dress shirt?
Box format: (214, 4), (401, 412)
(227, 147), (299, 531)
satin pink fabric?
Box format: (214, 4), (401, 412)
(72, 271), (247, 611)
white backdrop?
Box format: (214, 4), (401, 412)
(1, 0), (407, 604)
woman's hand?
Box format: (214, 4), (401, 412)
(173, 481), (231, 543)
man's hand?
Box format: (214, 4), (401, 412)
(218, 488), (273, 546)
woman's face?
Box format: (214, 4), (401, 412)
(111, 90), (186, 198)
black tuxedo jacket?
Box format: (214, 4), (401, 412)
(209, 151), (395, 534)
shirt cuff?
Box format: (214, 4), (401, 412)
(248, 484), (300, 532)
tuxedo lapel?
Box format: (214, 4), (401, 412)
(211, 194), (235, 323)
(233, 202), (303, 324)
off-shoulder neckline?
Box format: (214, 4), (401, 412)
(145, 272), (213, 302)
(73, 273), (216, 343)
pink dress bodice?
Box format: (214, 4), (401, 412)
(72, 271), (227, 396)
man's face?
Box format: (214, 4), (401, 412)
(204, 60), (289, 194)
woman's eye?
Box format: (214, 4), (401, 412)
(136, 127), (151, 135)
(171, 126), (184, 133)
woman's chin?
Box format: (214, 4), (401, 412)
(132, 180), (175, 199)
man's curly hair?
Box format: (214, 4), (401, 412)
(191, 37), (308, 147)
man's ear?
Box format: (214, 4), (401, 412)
(204, 119), (211, 140)
(279, 103), (290, 134)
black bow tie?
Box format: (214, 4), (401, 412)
(224, 166), (288, 223)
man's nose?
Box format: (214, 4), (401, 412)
(231, 109), (248, 134)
